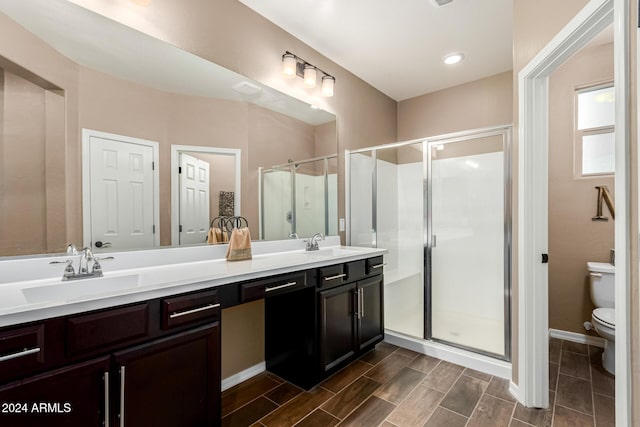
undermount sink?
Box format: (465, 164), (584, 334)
(22, 274), (141, 304)
(306, 247), (360, 257)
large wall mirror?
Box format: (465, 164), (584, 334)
(0, 0), (337, 257)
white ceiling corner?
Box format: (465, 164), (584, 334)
(238, 0), (513, 101)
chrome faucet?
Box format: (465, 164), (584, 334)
(50, 244), (114, 281)
(305, 233), (325, 251)
(78, 247), (93, 274)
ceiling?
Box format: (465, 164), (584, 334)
(238, 0), (513, 101)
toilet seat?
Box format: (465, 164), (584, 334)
(593, 308), (615, 328)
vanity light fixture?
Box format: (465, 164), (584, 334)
(281, 51), (336, 97)
(322, 76), (335, 97)
(443, 52), (464, 65)
(304, 65), (317, 88)
(282, 53), (297, 78)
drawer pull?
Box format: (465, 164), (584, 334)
(169, 303), (220, 319)
(265, 281), (298, 292)
(324, 273), (346, 281)
(0, 347), (41, 362)
(371, 263), (387, 269)
(590, 272), (602, 277)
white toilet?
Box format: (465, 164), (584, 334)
(587, 261), (615, 375)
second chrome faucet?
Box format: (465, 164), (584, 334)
(305, 233), (325, 251)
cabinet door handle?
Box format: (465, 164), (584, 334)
(119, 366), (125, 427)
(169, 303), (221, 319)
(324, 273), (346, 281)
(0, 347), (40, 362)
(371, 263), (387, 269)
(359, 289), (364, 319)
(265, 281), (297, 292)
(104, 371), (110, 427)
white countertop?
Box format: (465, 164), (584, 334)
(0, 244), (386, 327)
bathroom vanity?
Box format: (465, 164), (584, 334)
(0, 243), (385, 426)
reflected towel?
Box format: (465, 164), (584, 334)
(225, 227), (252, 261)
(207, 227), (228, 244)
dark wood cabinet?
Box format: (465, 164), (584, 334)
(0, 356), (110, 427)
(319, 283), (357, 372)
(267, 257), (384, 389)
(114, 323), (220, 427)
(319, 275), (384, 372)
(357, 275), (384, 350)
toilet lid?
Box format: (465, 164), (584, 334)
(593, 308), (615, 328)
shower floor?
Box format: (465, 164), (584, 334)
(431, 309), (505, 356)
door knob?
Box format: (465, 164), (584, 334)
(95, 241), (112, 248)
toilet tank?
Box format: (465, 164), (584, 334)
(587, 262), (615, 308)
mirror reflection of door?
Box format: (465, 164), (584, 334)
(179, 153), (210, 245)
(170, 146), (241, 246)
(83, 129), (160, 251)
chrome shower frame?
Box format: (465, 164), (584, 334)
(346, 125), (512, 361)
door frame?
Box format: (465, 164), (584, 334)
(518, 0), (631, 421)
(82, 129), (160, 249)
(170, 145), (241, 245)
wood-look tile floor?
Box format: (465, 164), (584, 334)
(221, 339), (615, 427)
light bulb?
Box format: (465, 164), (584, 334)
(303, 65), (317, 88)
(321, 76), (335, 97)
(282, 54), (297, 78)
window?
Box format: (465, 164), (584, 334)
(576, 84), (615, 176)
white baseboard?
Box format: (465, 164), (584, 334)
(221, 362), (266, 392)
(384, 330), (511, 380)
(509, 380), (520, 402)
(548, 328), (605, 348)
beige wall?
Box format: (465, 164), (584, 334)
(548, 42), (614, 336)
(398, 70), (513, 141)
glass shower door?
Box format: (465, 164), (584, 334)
(376, 143), (425, 339)
(260, 168), (293, 240)
(428, 133), (509, 357)
(348, 144), (425, 339)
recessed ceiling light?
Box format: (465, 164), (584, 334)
(443, 53), (464, 65)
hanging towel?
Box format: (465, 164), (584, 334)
(225, 227), (252, 261)
(207, 227), (222, 245)
(207, 227), (227, 244)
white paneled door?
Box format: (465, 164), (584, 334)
(87, 133), (157, 251)
(179, 153), (210, 245)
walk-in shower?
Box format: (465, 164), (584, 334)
(347, 126), (511, 360)
(259, 155), (338, 240)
